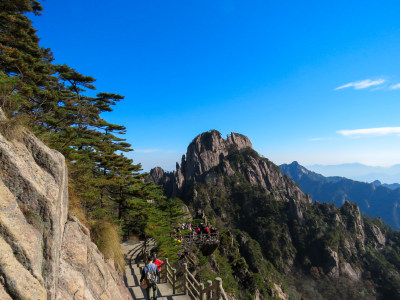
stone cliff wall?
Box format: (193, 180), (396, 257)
(0, 115), (132, 300)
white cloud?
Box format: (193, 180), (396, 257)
(335, 79), (385, 90)
(337, 127), (400, 137)
(135, 149), (160, 153)
(390, 83), (400, 90)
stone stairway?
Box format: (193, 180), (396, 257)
(122, 240), (190, 300)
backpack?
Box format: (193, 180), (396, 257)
(145, 265), (157, 287)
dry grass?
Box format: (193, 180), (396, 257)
(90, 220), (125, 272)
(0, 119), (26, 142)
(67, 179), (89, 228)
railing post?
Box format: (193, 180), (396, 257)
(215, 277), (223, 299)
(172, 267), (176, 294)
(164, 258), (169, 283)
(183, 263), (188, 295)
(200, 283), (205, 300)
(207, 280), (212, 299)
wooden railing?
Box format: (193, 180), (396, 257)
(161, 259), (228, 300)
(161, 258), (179, 294)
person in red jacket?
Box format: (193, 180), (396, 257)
(153, 257), (164, 272)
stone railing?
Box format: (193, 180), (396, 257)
(161, 260), (228, 300)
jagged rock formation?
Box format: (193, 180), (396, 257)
(150, 130), (400, 300)
(0, 114), (131, 300)
(150, 130), (310, 205)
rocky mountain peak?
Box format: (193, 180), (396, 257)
(226, 132), (253, 150)
(182, 130), (253, 182)
(148, 166), (165, 185)
(280, 161), (311, 179)
(149, 130), (310, 205)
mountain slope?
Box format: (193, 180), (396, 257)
(150, 131), (400, 299)
(280, 161), (400, 230)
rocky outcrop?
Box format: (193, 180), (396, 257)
(370, 224), (386, 249)
(150, 130), (310, 205)
(0, 123), (68, 300)
(184, 131), (252, 182)
(0, 113), (131, 300)
(341, 201), (366, 248)
(340, 262), (360, 281)
(56, 217), (131, 300)
(147, 166), (165, 186)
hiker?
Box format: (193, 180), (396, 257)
(210, 226), (217, 235)
(153, 256), (164, 272)
(140, 256), (159, 300)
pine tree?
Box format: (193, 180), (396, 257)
(0, 0), (59, 122)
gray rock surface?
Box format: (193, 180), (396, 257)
(147, 166), (165, 185)
(0, 111), (132, 300)
(56, 217), (131, 300)
(370, 224), (386, 249)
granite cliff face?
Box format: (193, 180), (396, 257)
(0, 114), (131, 300)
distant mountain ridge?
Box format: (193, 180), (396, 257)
(371, 180), (400, 191)
(280, 161), (400, 229)
(307, 163), (400, 184)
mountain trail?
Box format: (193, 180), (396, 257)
(122, 240), (190, 300)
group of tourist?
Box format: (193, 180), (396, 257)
(194, 223), (218, 235)
(174, 223), (218, 243)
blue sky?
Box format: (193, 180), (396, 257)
(31, 0), (400, 171)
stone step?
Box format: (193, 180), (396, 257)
(124, 272), (136, 287)
(131, 286), (145, 299)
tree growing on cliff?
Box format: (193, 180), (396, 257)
(0, 0), (60, 123)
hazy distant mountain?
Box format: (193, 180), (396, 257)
(371, 180), (400, 190)
(280, 161), (400, 230)
(307, 163), (400, 184)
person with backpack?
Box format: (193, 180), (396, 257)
(140, 256), (159, 300)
